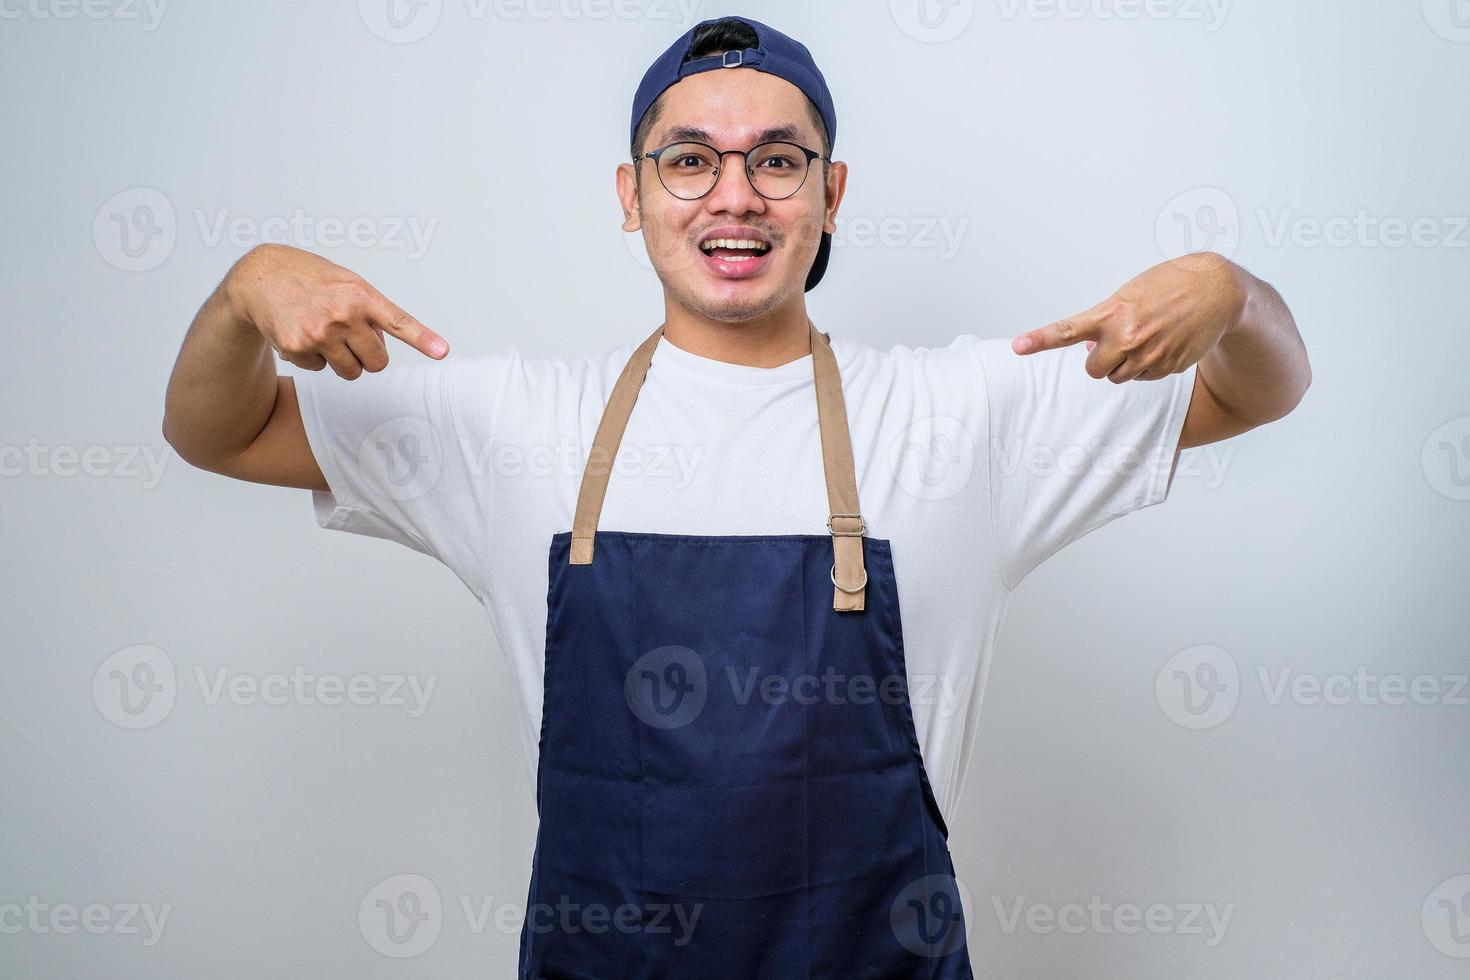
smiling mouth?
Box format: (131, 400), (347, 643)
(698, 237), (773, 262)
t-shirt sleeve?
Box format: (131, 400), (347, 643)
(292, 353), (513, 600)
(972, 338), (1197, 591)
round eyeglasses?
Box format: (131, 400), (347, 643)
(634, 140), (829, 202)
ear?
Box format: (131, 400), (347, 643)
(616, 162), (642, 232)
(821, 160), (848, 235)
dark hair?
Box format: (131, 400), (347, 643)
(630, 17), (832, 162)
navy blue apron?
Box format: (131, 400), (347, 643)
(518, 321), (973, 979)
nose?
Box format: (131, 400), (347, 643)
(704, 149), (767, 214)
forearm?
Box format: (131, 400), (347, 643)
(1198, 263), (1312, 425)
(161, 259), (278, 466)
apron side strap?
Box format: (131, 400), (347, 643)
(830, 528), (867, 612)
(811, 322), (868, 612)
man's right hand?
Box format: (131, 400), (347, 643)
(164, 243), (453, 492)
(226, 243), (449, 378)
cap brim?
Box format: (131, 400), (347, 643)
(804, 230), (832, 292)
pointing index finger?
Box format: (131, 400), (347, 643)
(1012, 307), (1103, 355)
(370, 291), (449, 359)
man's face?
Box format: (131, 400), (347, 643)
(617, 69), (846, 323)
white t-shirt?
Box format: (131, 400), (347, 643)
(294, 331), (1196, 827)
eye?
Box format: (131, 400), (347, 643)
(758, 155), (798, 169)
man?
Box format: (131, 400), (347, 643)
(162, 15), (1310, 977)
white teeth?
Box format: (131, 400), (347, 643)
(700, 238), (770, 252)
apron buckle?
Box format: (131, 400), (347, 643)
(830, 562), (869, 594)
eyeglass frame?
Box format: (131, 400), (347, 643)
(632, 139), (831, 202)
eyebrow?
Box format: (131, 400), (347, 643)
(656, 123), (809, 147)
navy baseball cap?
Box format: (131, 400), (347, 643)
(630, 16), (836, 292)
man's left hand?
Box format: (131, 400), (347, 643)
(1011, 252), (1247, 384)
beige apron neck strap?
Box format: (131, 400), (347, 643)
(568, 322), (664, 566)
(568, 320), (867, 613)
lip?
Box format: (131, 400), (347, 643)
(699, 247), (773, 279)
(696, 225), (774, 280)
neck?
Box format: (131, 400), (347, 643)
(660, 299), (813, 368)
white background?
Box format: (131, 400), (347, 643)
(3, 1), (1468, 976)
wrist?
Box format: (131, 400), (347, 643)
(1218, 261), (1255, 347)
(221, 245), (273, 333)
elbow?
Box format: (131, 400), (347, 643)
(161, 413), (195, 469)
(161, 412), (212, 472)
(161, 412), (181, 459)
(1262, 358), (1313, 426)
(1286, 345), (1313, 415)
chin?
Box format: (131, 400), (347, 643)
(661, 274), (791, 324)
(691, 285), (787, 323)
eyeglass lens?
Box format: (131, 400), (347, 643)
(656, 142), (811, 201)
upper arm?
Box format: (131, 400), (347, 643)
(1177, 369), (1258, 451)
(207, 376), (330, 492)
